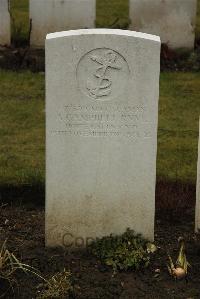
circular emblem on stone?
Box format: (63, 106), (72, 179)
(77, 48), (129, 101)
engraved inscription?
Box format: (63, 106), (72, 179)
(53, 104), (153, 139)
(77, 48), (129, 101)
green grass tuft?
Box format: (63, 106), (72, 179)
(89, 229), (151, 272)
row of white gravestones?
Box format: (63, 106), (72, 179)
(31, 0), (197, 49)
(45, 29), (160, 247)
(195, 119), (200, 233)
(0, 0), (10, 45)
(0, 0), (197, 49)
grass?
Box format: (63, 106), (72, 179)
(0, 70), (199, 191)
(9, 0), (200, 43)
(0, 239), (44, 297)
(0, 70), (45, 187)
(96, 0), (129, 29)
(36, 270), (72, 299)
(10, 0), (30, 45)
(158, 72), (200, 182)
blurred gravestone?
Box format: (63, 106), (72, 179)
(30, 0), (96, 48)
(0, 0), (10, 45)
(129, 0), (197, 49)
(195, 118), (200, 232)
(45, 29), (160, 247)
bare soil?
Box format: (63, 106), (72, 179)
(0, 181), (200, 298)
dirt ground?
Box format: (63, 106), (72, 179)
(0, 184), (200, 298)
(0, 42), (199, 72)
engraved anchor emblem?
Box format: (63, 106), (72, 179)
(87, 50), (122, 99)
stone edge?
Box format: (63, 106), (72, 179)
(195, 117), (200, 232)
(46, 28), (161, 43)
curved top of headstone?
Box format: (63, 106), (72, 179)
(46, 29), (160, 43)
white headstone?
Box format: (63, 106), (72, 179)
(30, 0), (96, 48)
(46, 29), (160, 247)
(129, 0), (197, 49)
(0, 0), (10, 45)
(195, 118), (200, 232)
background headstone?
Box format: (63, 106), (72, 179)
(129, 0), (197, 49)
(46, 29), (160, 247)
(0, 0), (10, 45)
(195, 118), (200, 232)
(30, 0), (96, 48)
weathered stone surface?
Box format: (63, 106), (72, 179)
(0, 0), (10, 45)
(46, 29), (160, 247)
(129, 0), (197, 49)
(195, 118), (200, 232)
(30, 0), (96, 48)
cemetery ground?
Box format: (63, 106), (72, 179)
(0, 1), (200, 298)
(0, 70), (200, 298)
